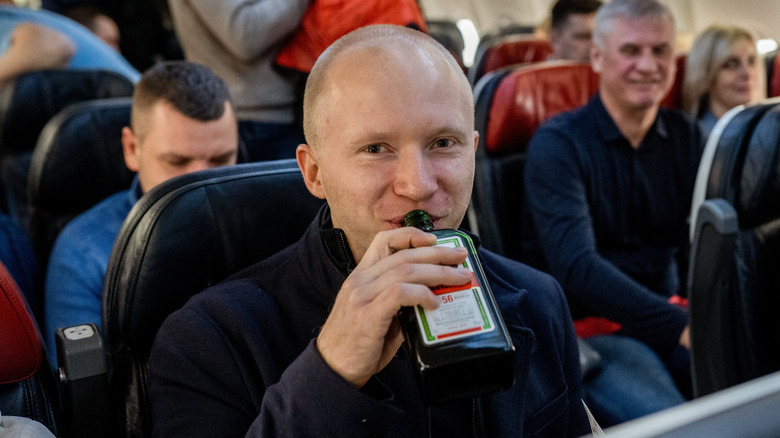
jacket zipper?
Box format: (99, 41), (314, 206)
(472, 397), (480, 438)
(426, 406), (432, 438)
(337, 232), (353, 273)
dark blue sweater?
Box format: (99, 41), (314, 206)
(148, 207), (589, 437)
(524, 94), (703, 354)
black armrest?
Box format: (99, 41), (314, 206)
(55, 324), (110, 438)
(687, 199), (739, 397)
(578, 337), (602, 380)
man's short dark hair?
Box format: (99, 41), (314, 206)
(551, 0), (603, 31)
(131, 61), (232, 136)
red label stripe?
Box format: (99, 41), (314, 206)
(437, 326), (482, 339)
(430, 272), (478, 295)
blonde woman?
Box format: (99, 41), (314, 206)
(683, 25), (765, 138)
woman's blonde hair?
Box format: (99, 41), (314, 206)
(682, 25), (765, 117)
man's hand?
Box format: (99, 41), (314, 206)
(679, 324), (690, 349)
(316, 227), (471, 388)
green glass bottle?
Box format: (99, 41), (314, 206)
(399, 209), (515, 405)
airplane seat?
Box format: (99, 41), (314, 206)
(688, 97), (780, 397)
(0, 260), (59, 436)
(660, 54), (687, 109)
(468, 34), (552, 85)
(764, 49), (780, 97)
(56, 159), (324, 437)
(479, 24), (537, 42)
(471, 62), (604, 380)
(26, 98), (134, 267)
(474, 23), (537, 57)
(471, 61), (599, 260)
(426, 20), (466, 72)
(0, 70), (135, 230)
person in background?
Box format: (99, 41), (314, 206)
(0, 19), (72, 83)
(168, 0), (309, 162)
(524, 0), (703, 427)
(547, 0), (603, 63)
(683, 24), (764, 138)
(44, 61), (239, 370)
(0, 0), (74, 83)
(148, 24), (589, 437)
(64, 5), (120, 52)
(0, 0), (138, 82)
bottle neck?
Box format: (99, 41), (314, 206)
(402, 209), (434, 231)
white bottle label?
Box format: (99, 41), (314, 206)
(414, 235), (496, 345)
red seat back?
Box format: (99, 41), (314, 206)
(0, 261), (42, 384)
(481, 36), (552, 73)
(660, 54), (687, 109)
(769, 50), (780, 97)
(0, 261), (58, 434)
(470, 35), (552, 84)
(472, 61), (598, 260)
(484, 61), (600, 155)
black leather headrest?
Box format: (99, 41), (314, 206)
(705, 99), (780, 228)
(737, 104), (780, 227)
(706, 101), (776, 204)
(27, 98), (134, 261)
(0, 70), (134, 156)
(102, 160), (325, 354)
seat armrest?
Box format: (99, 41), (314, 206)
(687, 199), (739, 397)
(56, 323), (110, 437)
(687, 198), (739, 295)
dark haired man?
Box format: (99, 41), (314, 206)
(44, 61), (238, 369)
(548, 0), (603, 63)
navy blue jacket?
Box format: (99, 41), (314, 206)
(524, 94), (703, 354)
(149, 208), (589, 437)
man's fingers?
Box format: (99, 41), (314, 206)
(367, 241), (469, 277)
(371, 274), (468, 312)
(361, 227), (436, 265)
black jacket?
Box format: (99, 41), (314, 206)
(149, 207), (589, 437)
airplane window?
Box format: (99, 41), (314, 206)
(456, 18), (480, 67)
(757, 39), (778, 56)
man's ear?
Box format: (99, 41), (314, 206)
(590, 45), (603, 73)
(548, 28), (561, 53)
(473, 130), (479, 153)
(121, 126), (140, 172)
(296, 143), (326, 199)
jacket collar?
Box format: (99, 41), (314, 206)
(592, 93), (670, 149)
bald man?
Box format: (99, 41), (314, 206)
(149, 25), (589, 438)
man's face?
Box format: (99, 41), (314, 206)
(93, 14), (121, 52)
(122, 101), (238, 192)
(298, 49), (478, 263)
(591, 15), (676, 113)
(550, 12), (596, 63)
